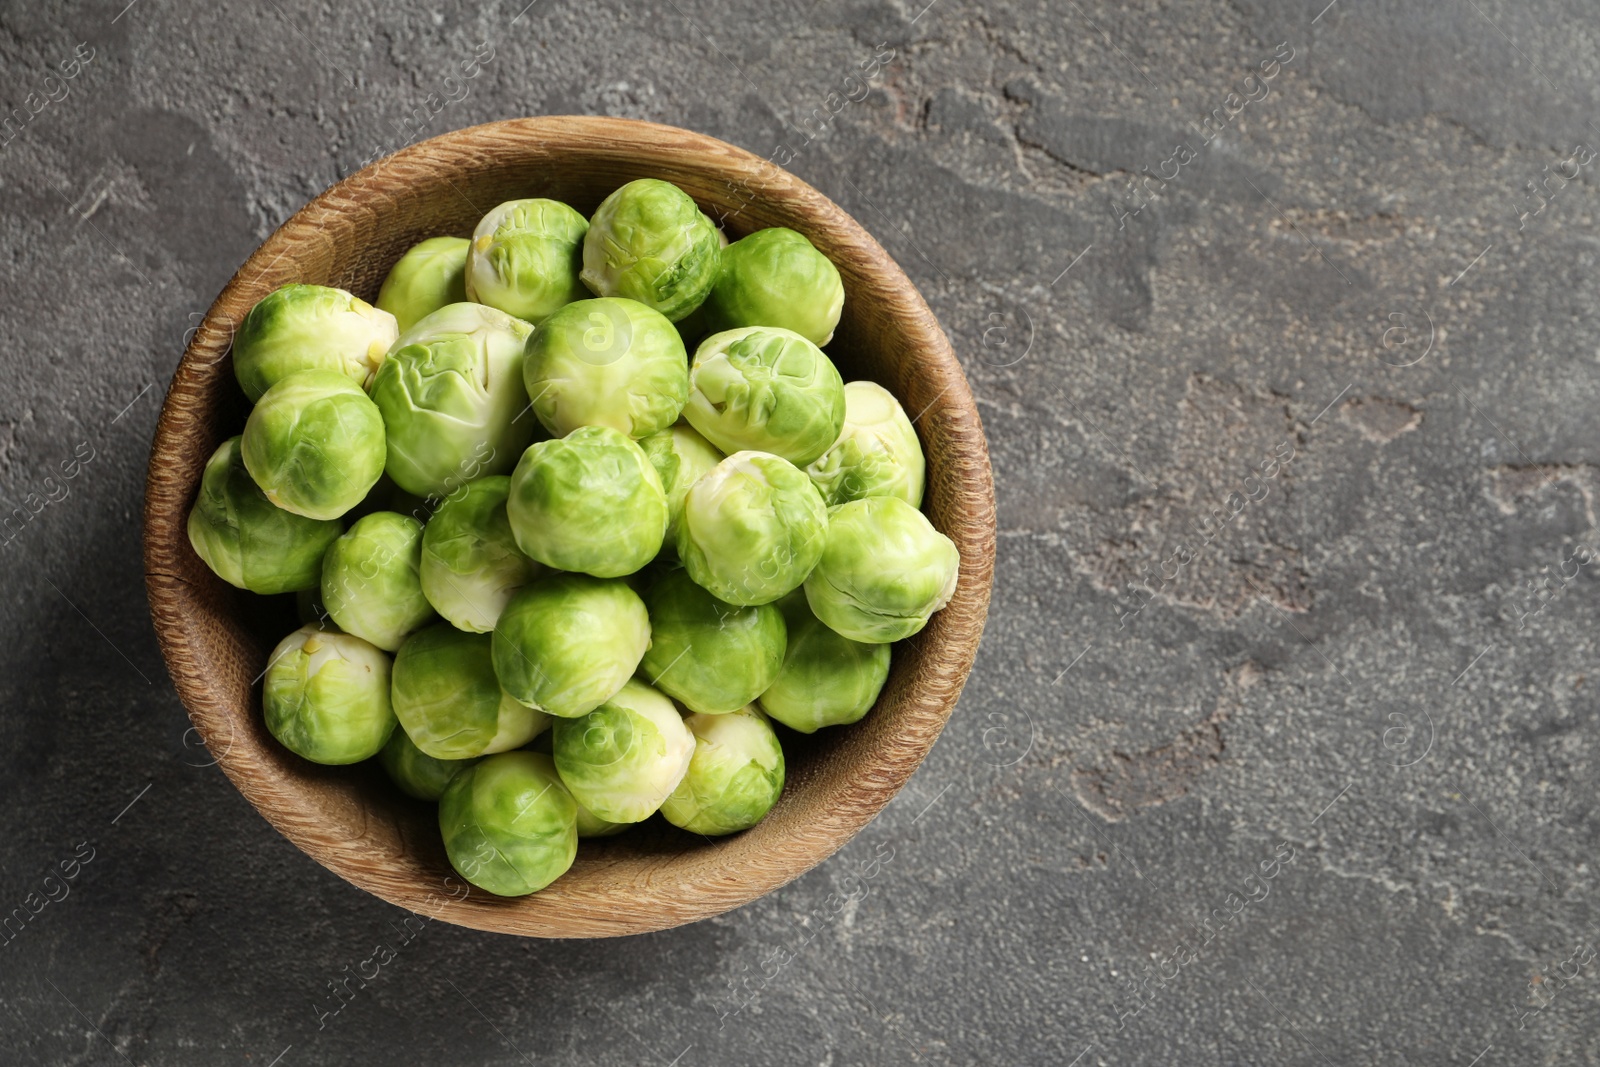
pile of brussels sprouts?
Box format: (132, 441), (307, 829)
(187, 178), (959, 897)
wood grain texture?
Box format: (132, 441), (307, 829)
(142, 116), (996, 938)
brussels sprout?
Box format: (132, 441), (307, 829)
(702, 227), (844, 346)
(683, 326), (845, 466)
(758, 593), (890, 733)
(552, 678), (694, 823)
(368, 303), (536, 499)
(232, 284), (398, 402)
(187, 436), (342, 594)
(241, 370), (387, 520)
(505, 426), (667, 578)
(574, 802), (628, 838)
(320, 512), (437, 651)
(659, 706), (785, 836)
(376, 236), (471, 333)
(419, 476), (542, 633)
(580, 179), (719, 322)
(392, 624), (550, 760)
(492, 573), (651, 717)
(464, 199), (589, 324)
(804, 497), (959, 643)
(638, 421), (723, 548)
(380, 729), (479, 802)
(805, 381), (925, 507)
(676, 451), (827, 606)
(263, 624), (396, 765)
(439, 751), (577, 896)
(640, 569), (785, 714)
(522, 297), (689, 439)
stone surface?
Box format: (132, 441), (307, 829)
(2, 0), (1599, 1063)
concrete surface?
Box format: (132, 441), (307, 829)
(2, 0), (1598, 1063)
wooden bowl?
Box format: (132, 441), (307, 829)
(143, 117), (995, 937)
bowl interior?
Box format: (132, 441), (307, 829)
(144, 117), (994, 937)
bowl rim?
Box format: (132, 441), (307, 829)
(143, 115), (996, 937)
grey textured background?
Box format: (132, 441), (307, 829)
(2, 0), (1598, 1063)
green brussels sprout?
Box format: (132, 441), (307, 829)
(804, 497), (960, 643)
(419, 476), (542, 633)
(376, 236), (471, 333)
(805, 381), (925, 507)
(439, 751), (577, 896)
(659, 706), (785, 836)
(676, 451), (827, 606)
(380, 728), (479, 802)
(187, 436), (342, 594)
(320, 512), (437, 651)
(465, 198), (589, 324)
(573, 801), (628, 838)
(758, 593), (890, 733)
(580, 179), (720, 322)
(702, 227), (844, 346)
(552, 678), (694, 823)
(232, 284), (398, 403)
(492, 573), (651, 717)
(640, 569), (785, 714)
(368, 302), (536, 499)
(263, 624), (397, 765)
(241, 370), (387, 520)
(505, 425), (667, 577)
(637, 421), (723, 549)
(391, 624), (550, 760)
(683, 326), (845, 466)
(522, 297), (689, 439)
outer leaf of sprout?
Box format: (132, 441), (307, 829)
(802, 497), (960, 644)
(805, 381), (926, 508)
(320, 511), (437, 651)
(392, 624), (550, 760)
(552, 679), (694, 823)
(242, 370), (387, 521)
(376, 237), (471, 333)
(439, 751), (577, 896)
(637, 421), (724, 550)
(757, 592), (890, 733)
(573, 801), (629, 838)
(418, 476), (541, 633)
(702, 227), (844, 346)
(187, 435), (342, 594)
(263, 624), (397, 765)
(659, 706), (785, 836)
(465, 199), (589, 324)
(505, 425), (668, 578)
(683, 326), (845, 466)
(639, 569), (785, 714)
(491, 573), (651, 718)
(233, 284), (398, 402)
(379, 729), (479, 802)
(368, 302), (536, 498)
(580, 179), (719, 323)
(522, 297), (688, 439)
(675, 451), (827, 606)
